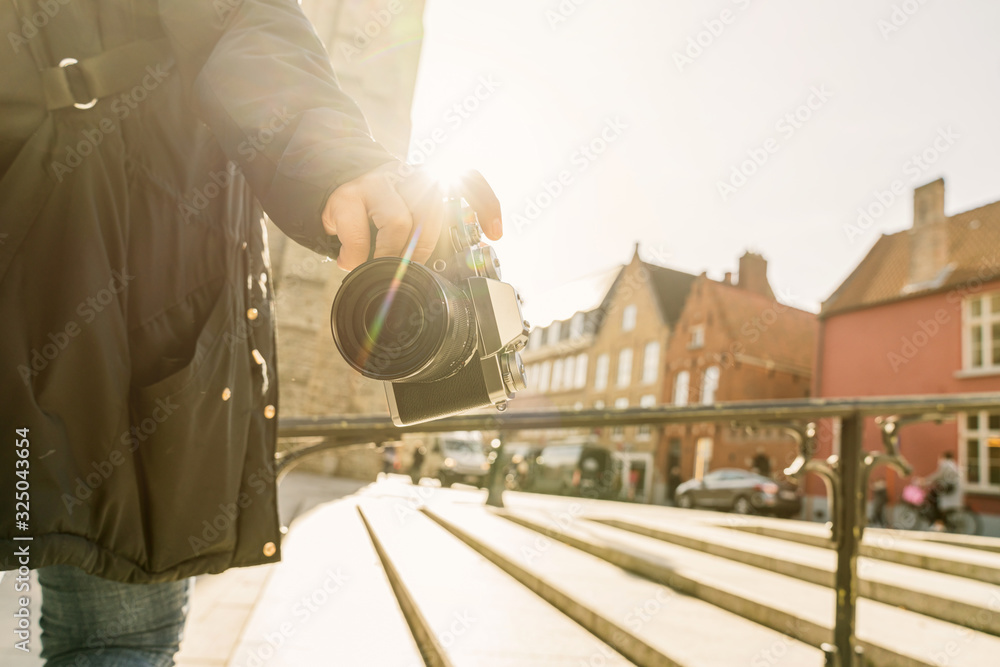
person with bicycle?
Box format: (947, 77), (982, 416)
(923, 451), (964, 530)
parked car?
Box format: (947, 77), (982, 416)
(523, 440), (622, 500)
(674, 468), (801, 517)
(420, 432), (490, 488)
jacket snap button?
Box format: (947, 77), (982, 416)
(247, 307), (259, 321)
(221, 388), (231, 401)
(264, 405), (276, 419)
(262, 542), (276, 557)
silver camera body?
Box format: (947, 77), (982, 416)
(331, 198), (529, 425)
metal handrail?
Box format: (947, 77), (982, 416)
(275, 392), (1000, 667)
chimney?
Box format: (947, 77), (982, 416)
(723, 272), (733, 285)
(908, 178), (949, 287)
(737, 252), (775, 299)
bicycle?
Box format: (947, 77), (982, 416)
(891, 483), (981, 535)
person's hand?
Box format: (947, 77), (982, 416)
(322, 162), (503, 271)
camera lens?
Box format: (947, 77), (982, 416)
(332, 258), (478, 382)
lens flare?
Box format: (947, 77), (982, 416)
(355, 227), (424, 368)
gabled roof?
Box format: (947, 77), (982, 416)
(708, 279), (818, 372)
(595, 261), (697, 329)
(822, 199), (1000, 318)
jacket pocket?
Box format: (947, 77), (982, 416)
(131, 284), (252, 574)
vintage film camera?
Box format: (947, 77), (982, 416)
(330, 197), (529, 425)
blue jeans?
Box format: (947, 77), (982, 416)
(37, 565), (192, 667)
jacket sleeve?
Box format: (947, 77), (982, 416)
(157, 0), (398, 257)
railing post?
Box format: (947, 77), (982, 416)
(485, 438), (505, 508)
(830, 413), (865, 667)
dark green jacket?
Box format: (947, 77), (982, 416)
(0, 0), (394, 582)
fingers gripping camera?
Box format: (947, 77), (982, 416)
(331, 198), (529, 425)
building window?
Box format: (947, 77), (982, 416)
(524, 364), (536, 393)
(965, 293), (1000, 371)
(594, 353), (610, 390)
(689, 325), (705, 350)
(528, 328), (543, 350)
(617, 348), (633, 387)
(570, 312), (586, 339)
(547, 321), (562, 347)
(673, 370), (690, 406)
(538, 361), (552, 393)
(574, 353), (588, 388)
(700, 366), (720, 404)
(962, 411), (1000, 489)
(562, 355), (576, 390)
(594, 399), (605, 409)
(622, 304), (637, 332)
(551, 358), (564, 392)
(641, 341), (660, 385)
(612, 397), (629, 437)
(637, 394), (656, 440)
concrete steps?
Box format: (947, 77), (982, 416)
(721, 517), (1000, 586)
(589, 515), (1000, 635)
(358, 499), (634, 666)
(425, 503), (825, 667)
(491, 506), (1000, 667)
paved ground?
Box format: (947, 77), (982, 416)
(0, 471), (367, 667)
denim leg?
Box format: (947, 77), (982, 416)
(37, 565), (192, 667)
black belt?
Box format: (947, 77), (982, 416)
(40, 38), (173, 111)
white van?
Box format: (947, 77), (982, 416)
(419, 432), (490, 488)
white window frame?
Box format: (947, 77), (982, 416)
(700, 366), (720, 405)
(689, 325), (705, 350)
(551, 358), (564, 392)
(594, 353), (610, 390)
(528, 328), (543, 350)
(637, 394), (656, 440)
(547, 321), (562, 347)
(622, 304), (637, 332)
(612, 397), (629, 437)
(960, 410), (1000, 492)
(673, 370), (690, 407)
(641, 341), (660, 385)
(537, 361), (552, 393)
(570, 312), (586, 339)
(574, 353), (589, 389)
(562, 355), (576, 390)
(963, 292), (1000, 373)
(617, 348), (633, 388)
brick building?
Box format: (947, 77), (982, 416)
(661, 253), (818, 499)
(516, 247), (818, 503)
(816, 178), (1000, 531)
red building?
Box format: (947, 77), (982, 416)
(816, 179), (1000, 529)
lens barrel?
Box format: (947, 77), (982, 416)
(331, 258), (478, 382)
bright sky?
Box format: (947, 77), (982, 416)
(407, 0), (1000, 326)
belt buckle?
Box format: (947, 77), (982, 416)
(58, 58), (98, 110)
